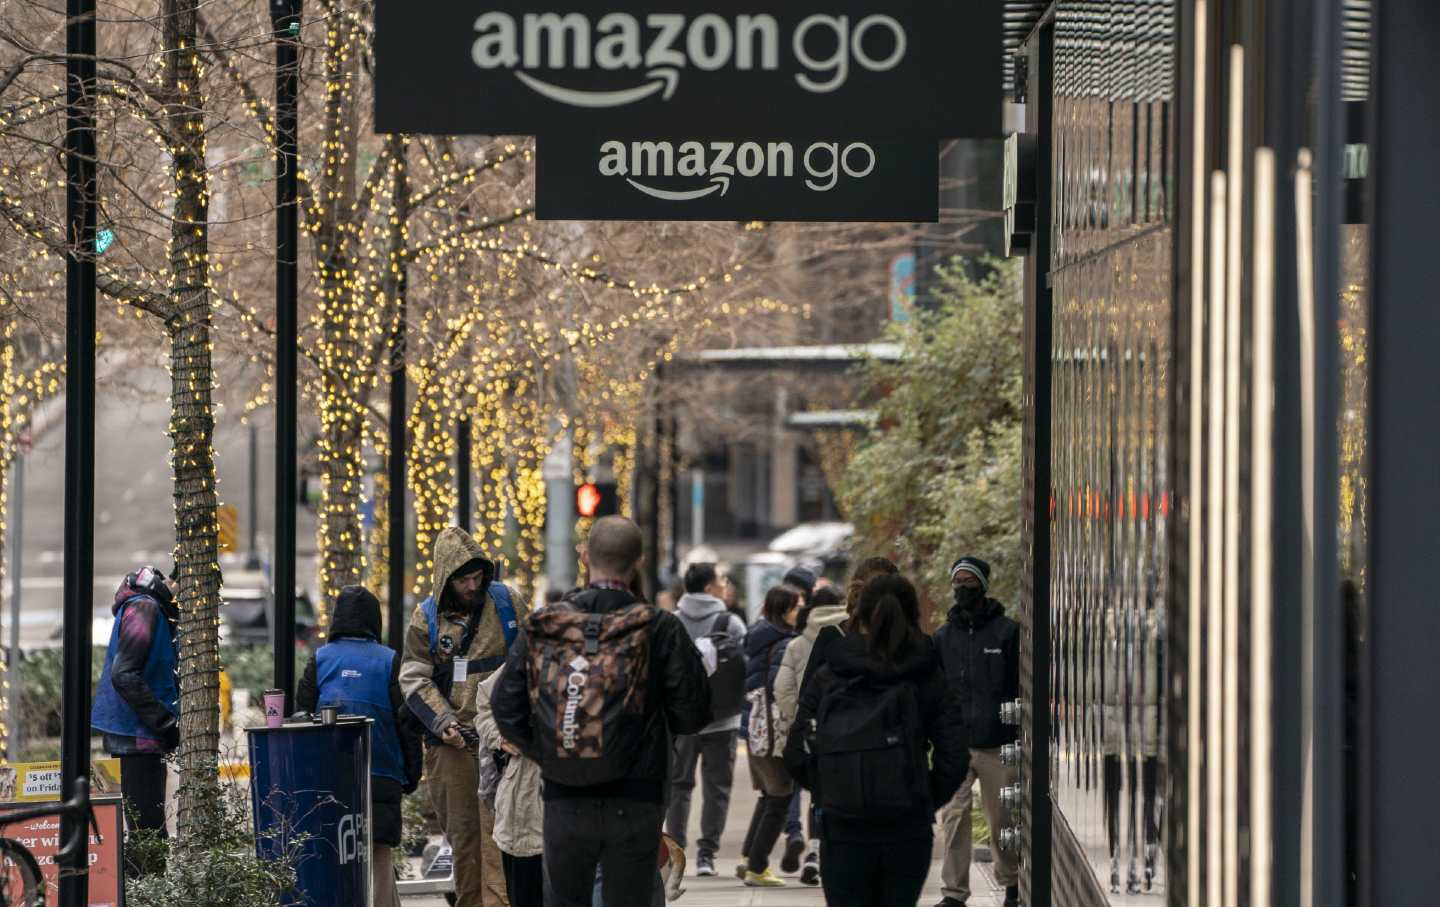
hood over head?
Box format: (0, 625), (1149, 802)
(677, 592), (728, 622)
(330, 585), (382, 641)
(429, 527), (495, 612)
(827, 633), (938, 684)
(113, 568), (176, 618)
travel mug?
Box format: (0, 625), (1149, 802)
(263, 689), (285, 728)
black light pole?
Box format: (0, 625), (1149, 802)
(246, 421), (261, 569)
(386, 153), (409, 650)
(59, 0), (97, 900)
(456, 416), (472, 532)
(271, 0), (301, 709)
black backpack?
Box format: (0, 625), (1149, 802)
(812, 678), (930, 821)
(702, 614), (746, 721)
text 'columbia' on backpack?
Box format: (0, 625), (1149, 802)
(812, 680), (930, 821)
(525, 603), (657, 787)
(702, 614), (745, 721)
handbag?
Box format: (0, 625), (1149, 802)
(746, 639), (792, 756)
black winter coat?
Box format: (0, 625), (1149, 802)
(490, 586), (713, 805)
(932, 599), (1020, 749)
(740, 619), (796, 739)
(784, 634), (968, 843)
(296, 586), (424, 846)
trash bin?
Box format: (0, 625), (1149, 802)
(248, 715), (373, 906)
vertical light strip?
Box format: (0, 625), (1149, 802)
(1294, 147), (1318, 907)
(1187, 5), (1210, 904)
(1222, 43), (1246, 907)
(1251, 146), (1277, 907)
(1205, 168), (1227, 907)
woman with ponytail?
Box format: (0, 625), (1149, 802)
(784, 574), (969, 906)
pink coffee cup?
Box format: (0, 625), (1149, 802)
(263, 689), (285, 729)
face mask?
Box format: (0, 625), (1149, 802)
(954, 585), (985, 612)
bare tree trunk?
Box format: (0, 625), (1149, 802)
(160, 0), (222, 841)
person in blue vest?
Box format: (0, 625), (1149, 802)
(91, 565), (180, 878)
(400, 526), (524, 907)
(298, 585), (423, 907)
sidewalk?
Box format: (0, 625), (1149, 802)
(411, 754), (1007, 906)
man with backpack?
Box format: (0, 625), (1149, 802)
(933, 556), (1021, 907)
(490, 515), (712, 907)
(400, 526), (525, 907)
(664, 562), (746, 877)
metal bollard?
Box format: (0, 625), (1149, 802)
(1001, 742), (1023, 766)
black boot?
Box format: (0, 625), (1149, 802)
(1004, 885), (1020, 906)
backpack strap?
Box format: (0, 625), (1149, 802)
(425, 584), (519, 657)
(583, 613), (604, 656)
(706, 612), (730, 637)
(490, 582), (519, 649)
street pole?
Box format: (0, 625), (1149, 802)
(60, 0), (97, 897)
(456, 416), (472, 532)
(7, 451), (24, 761)
(543, 428), (575, 595)
(246, 421), (260, 570)
(386, 154), (408, 650)
(270, 0), (301, 710)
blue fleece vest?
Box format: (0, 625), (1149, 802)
(91, 596), (178, 741)
(316, 638), (406, 784)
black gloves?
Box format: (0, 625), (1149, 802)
(158, 718), (181, 751)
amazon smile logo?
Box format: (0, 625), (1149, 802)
(598, 140), (880, 201)
(471, 12), (908, 108)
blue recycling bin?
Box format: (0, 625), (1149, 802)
(249, 716), (373, 906)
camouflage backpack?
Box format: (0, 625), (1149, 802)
(525, 600), (658, 787)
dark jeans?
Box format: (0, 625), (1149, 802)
(786, 790), (803, 840)
(820, 835), (933, 907)
(119, 753), (168, 878)
(742, 754), (794, 873)
(664, 730), (737, 856)
(544, 798), (663, 907)
(502, 852), (544, 907)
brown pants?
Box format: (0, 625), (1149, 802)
(940, 746), (1019, 900)
(426, 744), (509, 907)
(374, 844), (400, 907)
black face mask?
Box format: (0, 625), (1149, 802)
(954, 585), (985, 612)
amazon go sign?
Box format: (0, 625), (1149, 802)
(374, 1), (1001, 138)
(536, 136), (938, 222)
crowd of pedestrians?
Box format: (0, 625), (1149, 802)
(89, 514), (1022, 907)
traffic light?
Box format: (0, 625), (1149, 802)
(576, 482), (619, 519)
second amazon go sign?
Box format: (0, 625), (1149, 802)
(374, 1), (1001, 138)
(536, 137), (938, 222)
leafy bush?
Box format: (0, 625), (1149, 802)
(838, 258), (1024, 616)
(126, 779), (301, 907)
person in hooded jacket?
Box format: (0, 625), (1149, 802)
(475, 667), (544, 907)
(297, 586), (423, 907)
(772, 583), (845, 885)
(91, 566), (181, 878)
(735, 585), (801, 888)
(932, 556), (1021, 907)
(784, 573), (969, 907)
(400, 526), (528, 907)
(664, 562), (746, 877)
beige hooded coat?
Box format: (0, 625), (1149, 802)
(475, 668), (544, 857)
(399, 526), (526, 736)
(773, 603), (849, 724)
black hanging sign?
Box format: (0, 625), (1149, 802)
(536, 136), (938, 222)
(373, 1), (1002, 138)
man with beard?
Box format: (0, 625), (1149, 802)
(932, 557), (1020, 907)
(402, 527), (526, 907)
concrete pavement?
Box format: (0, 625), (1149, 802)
(409, 754), (1008, 906)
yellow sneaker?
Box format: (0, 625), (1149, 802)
(744, 869), (787, 888)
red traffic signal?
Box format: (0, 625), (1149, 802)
(576, 483), (603, 518)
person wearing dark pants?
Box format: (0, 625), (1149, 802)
(490, 516), (712, 907)
(666, 730), (737, 867)
(90, 567), (181, 879)
(786, 574), (969, 907)
(502, 853), (545, 907)
(738, 585), (801, 886)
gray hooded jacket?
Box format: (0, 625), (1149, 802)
(676, 593), (746, 734)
